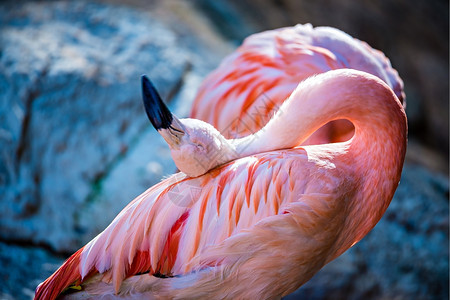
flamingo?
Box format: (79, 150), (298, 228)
(191, 23), (405, 144)
(35, 68), (407, 299)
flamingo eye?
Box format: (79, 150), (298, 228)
(191, 138), (206, 151)
(196, 143), (205, 151)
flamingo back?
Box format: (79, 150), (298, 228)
(191, 24), (404, 142)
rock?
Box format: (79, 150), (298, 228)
(0, 0), (222, 252)
(0, 241), (64, 300)
(0, 1), (447, 300)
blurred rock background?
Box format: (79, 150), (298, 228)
(0, 0), (448, 299)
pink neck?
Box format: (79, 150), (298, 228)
(234, 69), (407, 253)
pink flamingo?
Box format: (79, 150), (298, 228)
(35, 68), (407, 299)
(191, 24), (405, 144)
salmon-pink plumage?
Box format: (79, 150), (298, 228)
(35, 68), (407, 299)
(191, 24), (405, 144)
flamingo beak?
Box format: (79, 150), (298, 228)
(141, 75), (185, 149)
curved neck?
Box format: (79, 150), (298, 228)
(233, 70), (406, 162)
(232, 69), (407, 254)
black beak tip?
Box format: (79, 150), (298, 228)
(141, 74), (151, 89)
(141, 75), (173, 130)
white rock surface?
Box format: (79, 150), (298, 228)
(0, 0), (213, 252)
(0, 1), (447, 300)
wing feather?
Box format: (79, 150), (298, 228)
(39, 145), (347, 299)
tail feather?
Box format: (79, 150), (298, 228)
(34, 247), (93, 300)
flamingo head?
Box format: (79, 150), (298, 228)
(141, 75), (237, 177)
